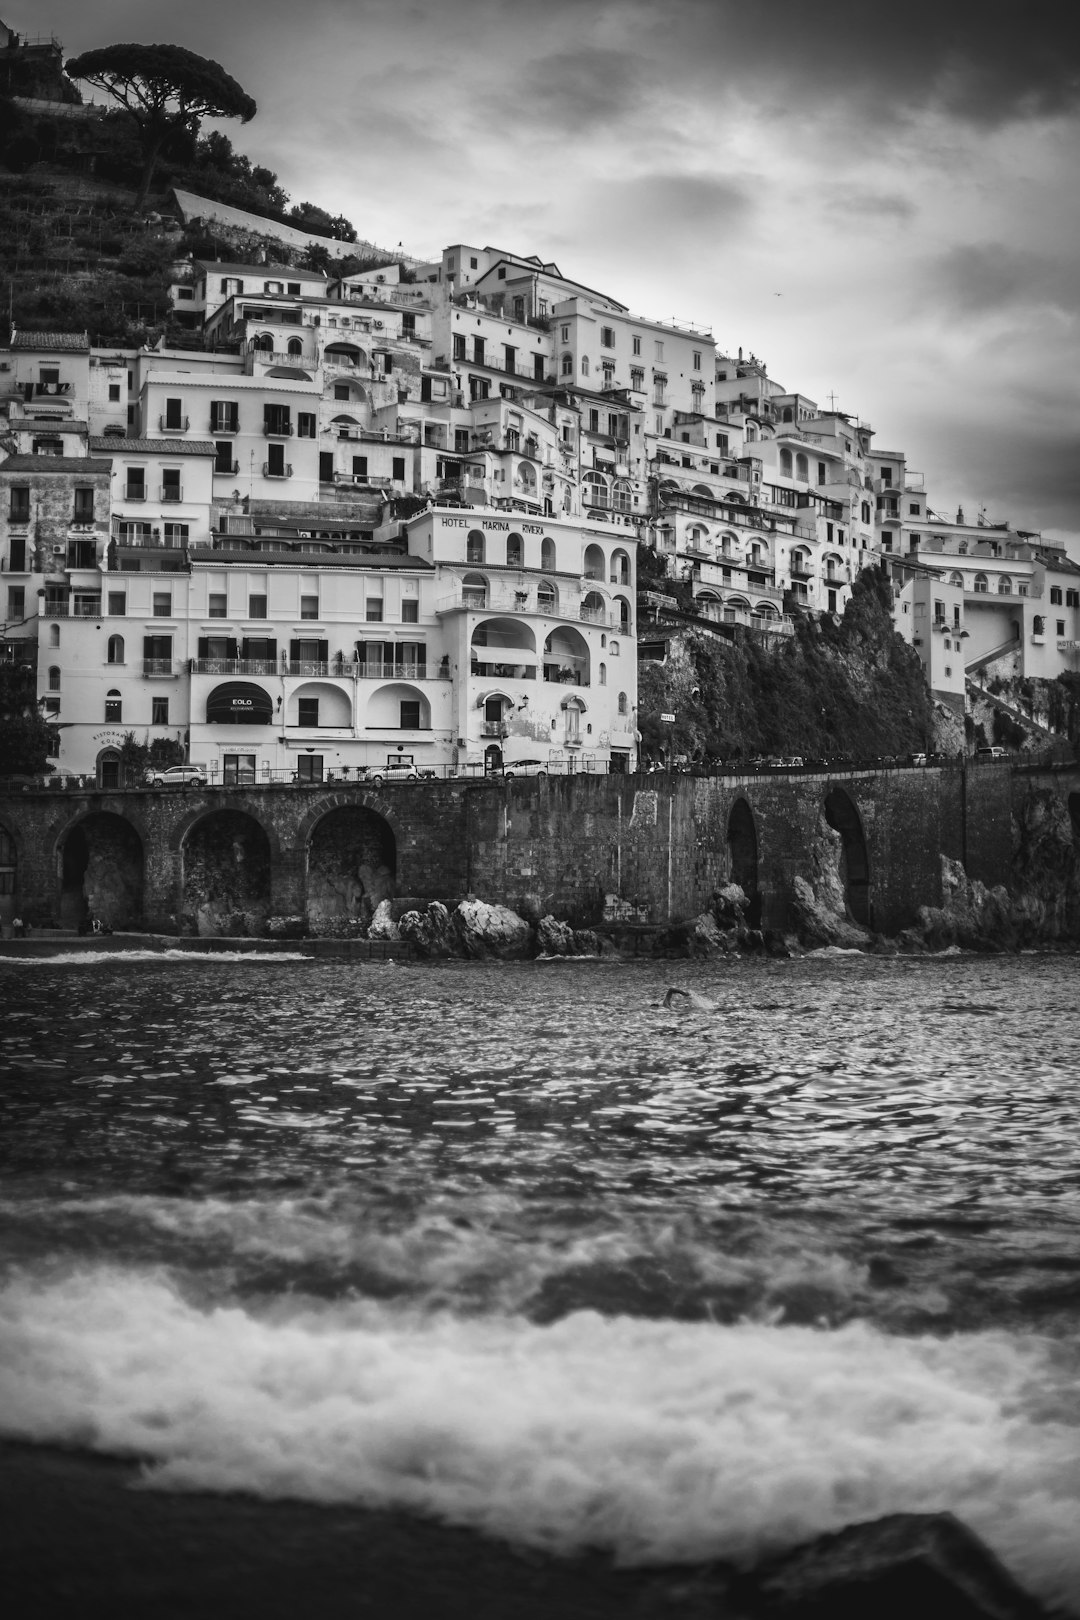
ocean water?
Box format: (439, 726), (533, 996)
(1, 952), (1079, 1605)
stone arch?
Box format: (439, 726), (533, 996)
(181, 809), (273, 936)
(824, 786), (870, 925)
(57, 811), (144, 929)
(727, 797), (760, 927)
(305, 803), (397, 932)
(0, 818), (19, 925)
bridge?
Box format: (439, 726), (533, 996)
(1, 760), (1077, 939)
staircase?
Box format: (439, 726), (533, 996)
(966, 677), (1062, 747)
(965, 635), (1021, 675)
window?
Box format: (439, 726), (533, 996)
(400, 699), (421, 729)
(453, 333), (466, 360)
(560, 352), (573, 376)
(208, 593), (227, 618)
(124, 467), (146, 500)
(366, 597), (384, 622)
(263, 404), (291, 436)
(974, 574), (989, 594)
(107, 591), (126, 616)
(632, 335), (642, 355)
(151, 696), (169, 725)
(108, 383), (121, 402)
(106, 635), (124, 664)
(153, 591), (172, 617)
(507, 533), (523, 567)
(472, 336), (485, 365)
(1050, 587), (1063, 605)
(1067, 590), (1080, 608)
(164, 397), (184, 430)
(105, 690), (122, 722)
(630, 367), (644, 390)
(692, 351), (701, 369)
(46, 664), (60, 691)
(161, 469), (182, 502)
(334, 383), (351, 400)
(295, 755), (323, 783)
(601, 325), (615, 347)
(9, 487), (30, 522)
(214, 441), (235, 474)
(944, 666), (952, 678)
(909, 502), (920, 516)
(654, 341), (664, 361)
(352, 455), (368, 477)
(300, 594), (319, 620)
(1058, 620), (1066, 636)
(716, 433), (728, 452)
(297, 413), (316, 438)
(581, 355), (590, 376)
(392, 456), (406, 481)
(1033, 616), (1045, 635)
(224, 754), (257, 785)
(248, 594), (268, 619)
(402, 599), (419, 624)
(297, 697), (320, 727)
(998, 576), (1012, 595)
(73, 487), (95, 522)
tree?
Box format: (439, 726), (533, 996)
(0, 661), (54, 778)
(65, 43), (256, 210)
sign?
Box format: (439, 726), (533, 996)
(660, 712), (676, 723)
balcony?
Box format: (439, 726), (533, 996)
(159, 415), (189, 433)
(471, 660), (536, 681)
(123, 485), (147, 501)
(191, 658), (280, 676)
(41, 602), (70, 618)
(142, 659), (177, 676)
(72, 597), (102, 618)
(355, 660), (428, 680)
(214, 459), (240, 475)
(262, 422), (294, 437)
(160, 485), (183, 502)
(262, 462), (293, 478)
(209, 418), (239, 435)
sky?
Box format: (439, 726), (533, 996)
(17, 0), (1080, 549)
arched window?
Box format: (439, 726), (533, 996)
(537, 580), (556, 613)
(1033, 615), (1045, 635)
(795, 452), (809, 482)
(581, 356), (589, 376)
(609, 638), (620, 656)
(599, 662), (607, 685)
(998, 575), (1012, 594)
(287, 338), (303, 357)
(617, 691), (628, 715)
(104, 689), (122, 722)
(560, 352), (573, 376)
(612, 480), (632, 513)
(782, 407), (793, 422)
(541, 537), (556, 571)
(49, 624), (60, 647)
(254, 333), (273, 351)
(949, 572), (964, 588)
(507, 533), (523, 567)
(106, 635), (125, 664)
(582, 473), (608, 509)
(48, 665), (61, 690)
(466, 530), (485, 564)
(779, 448), (793, 477)
(974, 573), (989, 594)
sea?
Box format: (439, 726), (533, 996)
(1, 949), (1079, 1609)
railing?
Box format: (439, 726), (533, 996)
(262, 462), (293, 478)
(159, 416), (189, 433)
(262, 422), (293, 437)
(123, 485), (146, 500)
(30, 382), (72, 398)
(191, 658), (279, 676)
(543, 661), (586, 684)
(471, 661), (536, 681)
(160, 486), (183, 502)
(142, 659), (176, 676)
(72, 599), (102, 618)
(209, 419), (239, 435)
(42, 602), (70, 618)
(215, 460), (240, 475)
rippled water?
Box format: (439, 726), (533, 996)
(2, 951), (1079, 1604)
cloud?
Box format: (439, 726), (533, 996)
(928, 244), (1080, 318)
(823, 189), (917, 221)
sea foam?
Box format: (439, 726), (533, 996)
(1, 1264), (1077, 1604)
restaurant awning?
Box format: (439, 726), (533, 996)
(206, 682), (274, 725)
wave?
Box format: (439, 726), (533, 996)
(0, 1264), (1077, 1606)
(0, 949), (313, 966)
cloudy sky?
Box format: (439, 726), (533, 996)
(20, 0), (1080, 546)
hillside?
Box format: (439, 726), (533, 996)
(636, 568), (941, 764)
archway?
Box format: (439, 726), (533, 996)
(181, 810), (272, 936)
(0, 823), (17, 927)
(824, 787), (870, 925)
(727, 798), (760, 925)
(306, 805), (396, 932)
(58, 813), (143, 929)
(96, 748), (122, 790)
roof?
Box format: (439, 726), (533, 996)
(88, 436), (217, 456)
(10, 330), (90, 352)
(196, 260), (325, 281)
(193, 548), (432, 570)
(0, 455), (109, 473)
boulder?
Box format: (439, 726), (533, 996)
(791, 875), (871, 950)
(453, 899), (534, 959)
(713, 882), (749, 927)
(536, 915), (575, 956)
(397, 902), (454, 958)
(366, 899), (400, 942)
(743, 1512), (1047, 1619)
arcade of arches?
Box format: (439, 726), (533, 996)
(307, 807), (396, 931)
(181, 811), (273, 936)
(59, 812), (143, 929)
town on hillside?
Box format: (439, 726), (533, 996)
(1, 22), (1078, 790)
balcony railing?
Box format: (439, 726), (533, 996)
(159, 416), (189, 433)
(191, 658), (279, 676)
(262, 422), (293, 437)
(142, 659), (177, 676)
(209, 419), (239, 435)
(72, 598), (102, 618)
(160, 485), (183, 502)
(42, 602), (70, 618)
(262, 462), (293, 478)
(214, 460), (240, 475)
(123, 485), (146, 500)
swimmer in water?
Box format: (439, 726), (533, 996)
(664, 987), (719, 1011)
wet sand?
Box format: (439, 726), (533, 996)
(1, 1442), (739, 1620)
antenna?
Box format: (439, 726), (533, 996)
(826, 391), (839, 412)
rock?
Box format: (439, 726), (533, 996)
(685, 911), (726, 957)
(366, 899), (400, 941)
(453, 899), (534, 959)
(916, 856), (1048, 953)
(536, 915), (575, 955)
(713, 882), (749, 927)
(743, 1512), (1047, 1619)
(791, 875), (871, 950)
(397, 901), (454, 958)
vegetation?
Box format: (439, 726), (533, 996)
(637, 567), (934, 763)
(64, 43), (256, 210)
(118, 731), (184, 784)
(0, 660), (55, 777)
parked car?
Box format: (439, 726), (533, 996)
(501, 759), (550, 780)
(368, 758), (436, 785)
(976, 746), (1008, 760)
(145, 764), (206, 788)
(909, 752), (928, 766)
